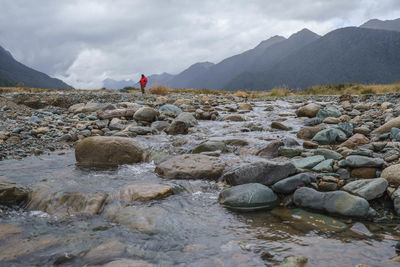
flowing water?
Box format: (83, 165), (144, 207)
(0, 100), (399, 266)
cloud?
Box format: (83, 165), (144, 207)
(1, 0), (399, 88)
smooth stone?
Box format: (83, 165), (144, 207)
(338, 155), (385, 168)
(337, 122), (354, 137)
(218, 183), (279, 211)
(0, 236), (58, 261)
(351, 168), (378, 179)
(293, 187), (370, 217)
(304, 117), (323, 126)
(292, 155), (325, 169)
(75, 136), (145, 167)
(303, 141), (319, 149)
(312, 128), (347, 145)
(151, 121), (170, 132)
(279, 147), (302, 158)
(342, 178), (388, 200)
(313, 148), (343, 160)
(372, 117), (400, 134)
(192, 141), (228, 154)
(222, 114), (246, 121)
(224, 139), (249, 146)
(354, 126), (371, 135)
(155, 154), (226, 180)
(339, 133), (370, 149)
(272, 172), (316, 194)
(271, 121), (292, 131)
(312, 159), (334, 172)
(0, 224), (23, 240)
(223, 160), (296, 186)
(391, 187), (400, 215)
(133, 107), (158, 122)
(128, 126), (152, 135)
(381, 164), (400, 186)
(323, 117), (341, 124)
(317, 108), (341, 120)
(165, 119), (189, 135)
(175, 112), (198, 127)
(108, 183), (174, 202)
(390, 127), (400, 139)
(97, 108), (136, 120)
(297, 126), (324, 140)
(256, 140), (284, 158)
(0, 177), (30, 207)
(282, 137), (300, 147)
(296, 103), (320, 118)
(83, 240), (126, 264)
(159, 104), (182, 117)
(350, 222), (373, 237)
(237, 103), (252, 111)
(102, 259), (154, 267)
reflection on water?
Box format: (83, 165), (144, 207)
(0, 101), (399, 266)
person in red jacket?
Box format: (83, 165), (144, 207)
(139, 74), (148, 94)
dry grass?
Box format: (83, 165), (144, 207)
(147, 83), (170, 95)
(302, 82), (400, 95)
(236, 91), (249, 98)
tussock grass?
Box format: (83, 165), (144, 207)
(235, 91), (249, 98)
(147, 83), (170, 95)
(302, 83), (400, 95)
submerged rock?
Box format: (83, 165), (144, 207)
(83, 240), (127, 265)
(192, 141), (228, 154)
(75, 136), (145, 167)
(293, 187), (370, 217)
(155, 154), (226, 180)
(279, 255), (308, 267)
(342, 178), (388, 200)
(223, 160), (296, 186)
(108, 183), (174, 203)
(218, 183), (279, 211)
(0, 177), (30, 207)
(272, 172), (316, 194)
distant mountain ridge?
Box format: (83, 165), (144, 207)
(0, 45), (72, 88)
(104, 17), (400, 91)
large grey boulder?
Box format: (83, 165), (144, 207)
(75, 136), (145, 167)
(338, 155), (385, 168)
(155, 154), (226, 180)
(218, 183), (279, 211)
(175, 112), (198, 127)
(312, 128), (347, 145)
(342, 178), (388, 200)
(133, 107), (158, 122)
(272, 173), (316, 194)
(293, 187), (370, 217)
(159, 104), (182, 117)
(223, 160), (296, 186)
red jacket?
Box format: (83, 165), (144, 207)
(140, 76), (148, 87)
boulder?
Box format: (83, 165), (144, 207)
(296, 103), (320, 118)
(312, 128), (347, 145)
(0, 177), (30, 207)
(256, 140), (284, 158)
(237, 103), (252, 111)
(165, 119), (189, 135)
(372, 117), (400, 135)
(133, 107), (158, 122)
(292, 155), (325, 169)
(175, 112), (198, 127)
(75, 136), (145, 167)
(312, 159), (334, 172)
(192, 141), (228, 154)
(97, 108), (136, 120)
(338, 122), (353, 137)
(155, 154), (226, 180)
(223, 160), (296, 186)
(297, 126), (324, 140)
(339, 133), (370, 149)
(303, 141), (319, 149)
(293, 187), (370, 217)
(381, 164), (400, 186)
(151, 121), (170, 132)
(108, 183), (174, 202)
(159, 104), (182, 117)
(338, 155), (385, 168)
(271, 121), (292, 131)
(316, 108), (341, 120)
(272, 173), (316, 194)
(342, 178), (388, 200)
(218, 183), (279, 211)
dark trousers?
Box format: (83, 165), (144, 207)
(141, 85), (145, 94)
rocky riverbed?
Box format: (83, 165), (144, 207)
(1, 90), (400, 266)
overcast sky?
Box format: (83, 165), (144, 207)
(1, 0), (399, 88)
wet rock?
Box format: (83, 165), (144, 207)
(26, 185), (107, 218)
(192, 141), (228, 154)
(296, 103), (320, 118)
(108, 183), (173, 202)
(282, 137), (300, 147)
(0, 224), (23, 240)
(279, 147), (302, 158)
(271, 121), (292, 131)
(165, 119), (189, 135)
(312, 128), (347, 145)
(304, 117), (323, 126)
(175, 112), (198, 127)
(312, 159), (334, 172)
(342, 178), (388, 200)
(101, 259), (154, 267)
(83, 240), (126, 264)
(151, 121), (170, 132)
(338, 155), (385, 168)
(381, 164), (400, 186)
(222, 114), (246, 121)
(75, 136), (145, 167)
(133, 107), (158, 122)
(292, 155), (325, 169)
(391, 187), (400, 214)
(372, 117), (400, 134)
(337, 168), (350, 180)
(159, 104), (182, 117)
(351, 168), (377, 179)
(155, 154), (226, 180)
(223, 160), (296, 186)
(256, 140), (284, 158)
(272, 172), (316, 194)
(128, 126), (152, 135)
(323, 117), (341, 124)
(97, 108), (136, 120)
(224, 139), (249, 146)
(293, 187), (370, 217)
(0, 177), (30, 206)
(350, 222), (373, 237)
(303, 141), (319, 149)
(313, 148), (342, 160)
(279, 255), (308, 267)
(297, 126), (324, 140)
(237, 103), (252, 111)
(339, 133), (370, 149)
(0, 236), (58, 261)
(218, 183), (279, 211)
(317, 107), (341, 120)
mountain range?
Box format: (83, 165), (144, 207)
(0, 45), (72, 89)
(105, 17), (400, 91)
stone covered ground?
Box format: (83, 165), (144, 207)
(1, 90), (400, 266)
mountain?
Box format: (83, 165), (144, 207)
(184, 36), (286, 89)
(168, 62), (214, 88)
(0, 45), (72, 88)
(226, 27), (400, 90)
(360, 18), (400, 32)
